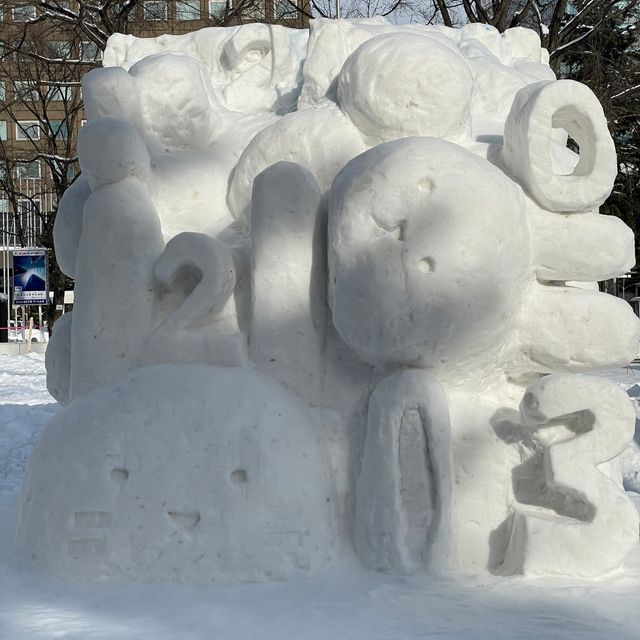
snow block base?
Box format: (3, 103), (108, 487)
(17, 365), (338, 582)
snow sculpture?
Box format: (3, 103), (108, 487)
(22, 19), (640, 583)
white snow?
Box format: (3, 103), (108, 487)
(502, 80), (618, 212)
(3, 354), (640, 637)
(0, 354), (57, 496)
(36, 19), (640, 582)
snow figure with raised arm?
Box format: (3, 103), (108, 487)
(18, 19), (640, 584)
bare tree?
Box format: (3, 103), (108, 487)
(15, 0), (309, 49)
(2, 0), (638, 317)
(0, 16), (92, 324)
(303, 0), (414, 19)
(558, 7), (640, 261)
(428, 0), (640, 70)
(0, 0), (311, 329)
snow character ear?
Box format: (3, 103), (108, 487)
(249, 161), (326, 404)
(82, 66), (141, 124)
(502, 80), (617, 213)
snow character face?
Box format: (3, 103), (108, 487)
(329, 136), (530, 373)
(17, 366), (338, 582)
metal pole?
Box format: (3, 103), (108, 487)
(6, 246), (10, 337)
(336, 0), (340, 18)
(4, 218), (9, 337)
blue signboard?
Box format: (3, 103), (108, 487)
(12, 249), (48, 305)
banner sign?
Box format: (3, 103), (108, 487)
(12, 249), (48, 305)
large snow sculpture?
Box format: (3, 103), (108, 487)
(20, 19), (640, 583)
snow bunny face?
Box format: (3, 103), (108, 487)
(328, 137), (530, 372)
(18, 366), (338, 582)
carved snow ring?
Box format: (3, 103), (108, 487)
(503, 79), (617, 212)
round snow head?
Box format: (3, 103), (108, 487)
(337, 34), (473, 144)
(328, 137), (530, 370)
(130, 53), (221, 151)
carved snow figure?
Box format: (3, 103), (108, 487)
(18, 365), (338, 582)
(18, 19), (640, 583)
(330, 135), (639, 577)
(20, 125), (338, 583)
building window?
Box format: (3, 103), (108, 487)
(0, 121), (6, 141)
(209, 0), (227, 17)
(16, 161), (41, 180)
(18, 197), (40, 215)
(51, 159), (75, 180)
(0, 200), (8, 213)
(143, 1), (167, 19)
(244, 1), (264, 20)
(274, 0), (296, 19)
(17, 198), (42, 242)
(0, 82), (4, 101)
(47, 41), (72, 59)
(50, 120), (69, 140)
(12, 5), (36, 21)
(16, 121), (41, 141)
(14, 42), (35, 63)
(48, 85), (72, 102)
(176, 0), (200, 19)
(80, 40), (101, 61)
(14, 81), (38, 101)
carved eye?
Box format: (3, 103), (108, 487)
(230, 469), (248, 485)
(110, 468), (129, 485)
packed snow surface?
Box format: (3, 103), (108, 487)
(3, 353), (640, 639)
(41, 19), (640, 582)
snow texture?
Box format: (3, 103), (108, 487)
(26, 18), (640, 584)
(5, 357), (640, 638)
(0, 355), (57, 496)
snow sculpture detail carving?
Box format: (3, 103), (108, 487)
(22, 19), (640, 583)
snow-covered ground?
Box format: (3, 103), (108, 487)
(2, 353), (640, 639)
